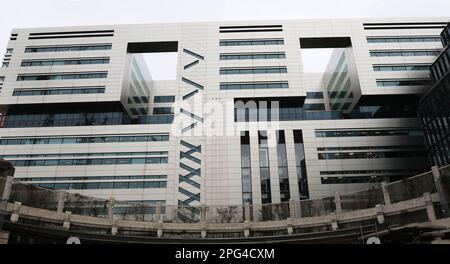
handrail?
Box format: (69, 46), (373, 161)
(1, 192), (438, 239)
(2, 165), (447, 224)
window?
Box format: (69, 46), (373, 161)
(258, 131), (272, 204)
(17, 72), (108, 81)
(0, 134), (169, 145)
(25, 44), (112, 53)
(0, 151), (168, 159)
(376, 79), (432, 87)
(304, 104), (325, 111)
(317, 145), (425, 152)
(318, 151), (427, 160)
(367, 36), (442, 43)
(13, 86), (106, 96)
(370, 50), (440, 57)
(1, 62), (9, 68)
(219, 39), (284, 46)
(315, 128), (424, 137)
(220, 52), (286, 60)
(240, 131), (252, 204)
(220, 81), (289, 90)
(342, 102), (352, 109)
(154, 95), (175, 103)
(4, 151), (169, 167)
(306, 92), (324, 99)
(320, 169), (423, 176)
(293, 130), (309, 199)
(373, 64), (430, 71)
(6, 48), (13, 54)
(17, 175), (167, 190)
(321, 176), (386, 184)
(220, 66), (287, 75)
(21, 58), (110, 67)
(153, 107), (174, 115)
(276, 131), (290, 202)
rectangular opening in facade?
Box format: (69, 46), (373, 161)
(258, 131), (272, 204)
(127, 42), (179, 81)
(293, 130), (309, 200)
(240, 131), (252, 205)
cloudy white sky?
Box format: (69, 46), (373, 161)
(1, 0), (449, 76)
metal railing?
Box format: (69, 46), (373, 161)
(386, 171), (437, 204)
(1, 165), (449, 227)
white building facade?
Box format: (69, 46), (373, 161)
(0, 18), (448, 207)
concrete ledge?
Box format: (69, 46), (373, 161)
(431, 239), (450, 244)
(0, 231), (9, 244)
(2, 193), (441, 237)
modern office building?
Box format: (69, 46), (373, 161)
(0, 18), (447, 209)
(418, 23), (450, 167)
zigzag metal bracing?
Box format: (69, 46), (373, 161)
(178, 48), (205, 207)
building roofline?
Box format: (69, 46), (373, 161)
(9, 16), (450, 33)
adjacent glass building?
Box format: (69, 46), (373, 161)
(418, 23), (450, 167)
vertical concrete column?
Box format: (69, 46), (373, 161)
(424, 192), (437, 222)
(155, 202), (161, 222)
(201, 204), (207, 223)
(200, 205), (208, 237)
(289, 199), (296, 219)
(331, 221), (338, 231)
(375, 204), (385, 224)
(164, 204), (174, 222)
(244, 203), (251, 222)
(431, 166), (450, 217)
(201, 222), (207, 238)
(63, 211), (71, 230)
(330, 212), (339, 231)
(107, 197), (115, 219)
(334, 192), (342, 213)
(157, 220), (163, 238)
(56, 190), (66, 214)
(252, 204), (262, 222)
(1, 176), (13, 201)
(111, 219), (118, 235)
(244, 220), (250, 237)
(381, 182), (391, 205)
(10, 201), (21, 223)
(286, 218), (294, 235)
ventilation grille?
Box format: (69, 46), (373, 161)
(363, 22), (447, 30)
(219, 25), (282, 33)
(28, 30), (114, 40)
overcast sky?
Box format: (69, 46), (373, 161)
(1, 0), (449, 76)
